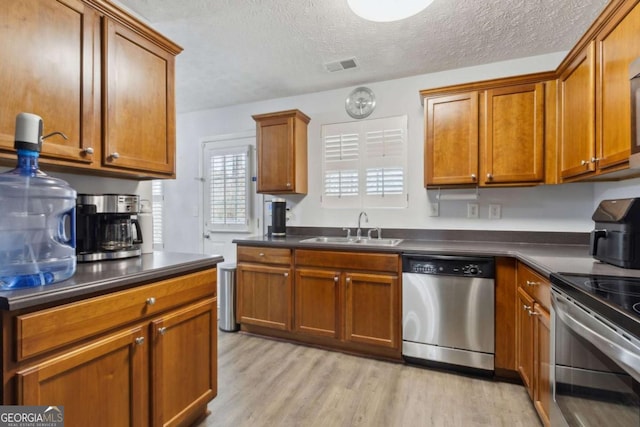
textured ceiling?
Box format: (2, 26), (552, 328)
(117, 0), (608, 113)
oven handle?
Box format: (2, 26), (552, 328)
(552, 290), (640, 383)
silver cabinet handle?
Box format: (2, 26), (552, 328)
(522, 304), (531, 311)
(334, 276), (339, 282)
(111, 152), (120, 159)
(135, 337), (145, 345)
(284, 272), (289, 277)
(528, 309), (539, 316)
(286, 183), (291, 187)
(581, 160), (589, 166)
(83, 147), (94, 155)
(346, 277), (351, 283)
(486, 173), (493, 180)
(591, 157), (599, 163)
(259, 252), (265, 257)
(146, 297), (156, 306)
(158, 327), (167, 336)
(526, 280), (541, 287)
(471, 174), (477, 180)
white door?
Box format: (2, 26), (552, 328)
(202, 132), (263, 266)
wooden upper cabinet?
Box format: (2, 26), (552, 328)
(559, 41), (597, 180)
(424, 77), (549, 188)
(481, 83), (545, 185)
(596, 1), (640, 172)
(253, 110), (310, 194)
(0, 0), (99, 166)
(102, 19), (177, 177)
(425, 92), (479, 186)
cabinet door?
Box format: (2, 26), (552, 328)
(237, 263), (292, 330)
(482, 83), (544, 184)
(559, 41), (596, 180)
(151, 298), (217, 427)
(425, 92), (479, 186)
(103, 19), (176, 177)
(0, 0), (99, 165)
(294, 268), (341, 338)
(344, 272), (399, 349)
(596, 2), (640, 171)
(534, 304), (551, 427)
(256, 116), (294, 193)
(17, 327), (147, 427)
(516, 287), (535, 399)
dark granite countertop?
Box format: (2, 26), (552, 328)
(0, 251), (223, 311)
(233, 231), (640, 279)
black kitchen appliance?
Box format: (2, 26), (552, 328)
(271, 198), (287, 237)
(76, 194), (143, 262)
(590, 198), (640, 269)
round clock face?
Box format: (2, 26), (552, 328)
(345, 86), (376, 119)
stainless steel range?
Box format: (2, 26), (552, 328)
(550, 273), (640, 426)
(402, 254), (495, 372)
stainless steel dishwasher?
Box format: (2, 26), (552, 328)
(402, 254), (495, 372)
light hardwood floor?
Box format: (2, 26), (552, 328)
(199, 332), (541, 427)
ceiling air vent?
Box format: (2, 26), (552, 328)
(324, 57), (358, 72)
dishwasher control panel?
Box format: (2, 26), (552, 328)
(402, 255), (494, 278)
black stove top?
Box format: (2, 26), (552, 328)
(551, 272), (640, 338)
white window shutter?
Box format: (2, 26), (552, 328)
(206, 145), (251, 231)
(322, 116), (407, 209)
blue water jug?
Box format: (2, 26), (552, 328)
(0, 113), (77, 289)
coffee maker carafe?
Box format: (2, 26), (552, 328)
(76, 194), (143, 262)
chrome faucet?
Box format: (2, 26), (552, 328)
(367, 227), (382, 239)
(356, 211), (369, 239)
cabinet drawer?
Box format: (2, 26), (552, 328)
(237, 246), (292, 265)
(517, 263), (550, 310)
(16, 268), (216, 361)
(295, 249), (399, 274)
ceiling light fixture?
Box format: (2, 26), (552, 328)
(347, 0), (434, 22)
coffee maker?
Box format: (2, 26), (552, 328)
(76, 194), (143, 262)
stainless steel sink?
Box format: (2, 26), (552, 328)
(299, 236), (403, 246)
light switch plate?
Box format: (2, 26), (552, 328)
(467, 203), (479, 219)
(489, 204), (502, 219)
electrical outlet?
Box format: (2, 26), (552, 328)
(429, 202), (439, 217)
(489, 204), (502, 219)
(467, 203), (479, 219)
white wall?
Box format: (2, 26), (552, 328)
(165, 52), (604, 253)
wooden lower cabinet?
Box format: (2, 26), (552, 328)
(151, 298), (217, 427)
(294, 250), (401, 358)
(17, 327), (147, 427)
(237, 263), (292, 331)
(4, 268), (218, 427)
(533, 303), (551, 427)
(516, 262), (551, 427)
(294, 268), (340, 338)
(516, 287), (535, 398)
(344, 272), (398, 348)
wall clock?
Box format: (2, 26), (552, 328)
(345, 86), (376, 119)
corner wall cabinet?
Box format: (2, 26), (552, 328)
(2, 268), (218, 427)
(252, 109), (310, 194)
(558, 0), (640, 181)
(0, 0), (182, 179)
(421, 75), (549, 188)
